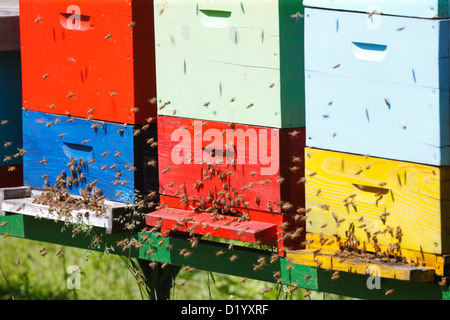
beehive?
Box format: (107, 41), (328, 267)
(304, 147), (450, 255)
(23, 110), (158, 204)
(304, 7), (450, 165)
(19, 0), (156, 124)
(145, 115), (306, 253)
(154, 0), (305, 128)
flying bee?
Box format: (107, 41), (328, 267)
(38, 159), (47, 164)
(7, 166), (16, 172)
(368, 9), (378, 17)
(331, 271), (340, 281)
(333, 64), (341, 69)
(3, 142), (11, 149)
(355, 169), (363, 175)
(289, 130), (300, 137)
(385, 289), (394, 296)
(246, 103), (254, 109)
(1, 120), (8, 125)
(229, 254), (238, 262)
(101, 164), (108, 170)
(59, 133), (66, 138)
(56, 249), (63, 256)
(290, 11), (304, 21)
(101, 152), (108, 157)
(133, 129), (141, 137)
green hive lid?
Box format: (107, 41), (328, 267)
(302, 0), (449, 18)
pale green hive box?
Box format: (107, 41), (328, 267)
(154, 0), (305, 128)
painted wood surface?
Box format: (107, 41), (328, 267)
(154, 0), (305, 128)
(157, 116), (305, 254)
(305, 8), (450, 165)
(23, 110), (158, 203)
(0, 212), (449, 299)
(304, 232), (450, 277)
(285, 249), (435, 282)
(0, 51), (22, 166)
(145, 207), (277, 243)
(0, 213), (140, 257)
(0, 0), (20, 51)
(158, 116), (305, 213)
(304, 147), (450, 255)
(19, 0), (156, 124)
(303, 0), (449, 18)
(0, 187), (138, 233)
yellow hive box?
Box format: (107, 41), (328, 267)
(305, 147), (450, 255)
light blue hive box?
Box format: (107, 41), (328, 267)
(304, 6), (450, 166)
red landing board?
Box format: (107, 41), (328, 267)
(145, 207), (277, 244)
(19, 0), (156, 124)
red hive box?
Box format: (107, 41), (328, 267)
(145, 116), (306, 255)
(19, 0), (156, 124)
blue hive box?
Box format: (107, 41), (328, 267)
(23, 110), (158, 203)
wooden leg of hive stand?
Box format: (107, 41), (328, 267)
(137, 259), (181, 300)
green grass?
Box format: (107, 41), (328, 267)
(0, 235), (351, 300)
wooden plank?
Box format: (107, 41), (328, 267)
(19, 0), (156, 124)
(285, 249), (436, 282)
(303, 0), (449, 18)
(23, 110), (158, 204)
(280, 258), (446, 300)
(154, 0), (305, 128)
(145, 207), (277, 243)
(139, 231), (281, 283)
(0, 187), (140, 234)
(305, 147), (450, 255)
(0, 0), (19, 51)
(305, 9), (450, 166)
(0, 186), (31, 215)
(305, 232), (450, 277)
